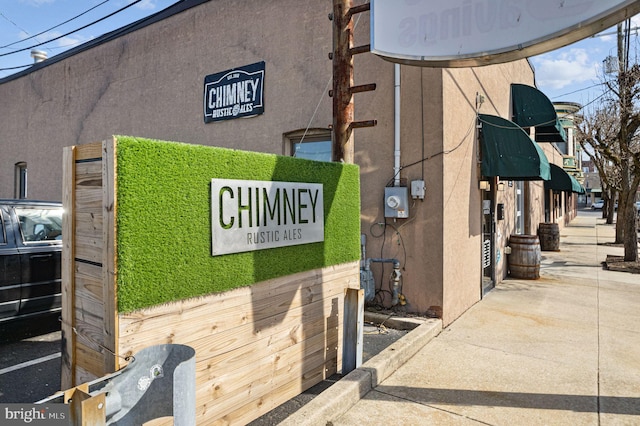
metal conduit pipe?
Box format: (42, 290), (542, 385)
(394, 63), (401, 187)
(364, 258), (402, 306)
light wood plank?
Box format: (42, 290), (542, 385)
(75, 341), (105, 377)
(75, 306), (104, 335)
(75, 212), (103, 239)
(75, 292), (104, 322)
(74, 237), (102, 264)
(61, 146), (76, 390)
(213, 363), (332, 426)
(200, 342), (337, 424)
(75, 161), (102, 187)
(74, 365), (100, 387)
(118, 278), (346, 358)
(118, 262), (359, 342)
(74, 275), (103, 306)
(75, 187), (102, 213)
(119, 262), (358, 324)
(75, 261), (102, 281)
(75, 142), (102, 161)
(103, 137), (118, 373)
(196, 331), (329, 407)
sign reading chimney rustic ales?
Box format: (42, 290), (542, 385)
(211, 179), (324, 256)
(203, 61), (265, 123)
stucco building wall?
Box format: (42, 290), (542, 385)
(440, 62), (539, 323)
(0, 0), (569, 326)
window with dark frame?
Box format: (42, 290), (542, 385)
(286, 129), (332, 162)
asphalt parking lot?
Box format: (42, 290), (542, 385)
(0, 314), (62, 404)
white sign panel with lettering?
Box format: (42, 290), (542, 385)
(211, 179), (324, 256)
(371, 0), (640, 67)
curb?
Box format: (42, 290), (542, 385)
(364, 311), (430, 330)
(278, 316), (442, 426)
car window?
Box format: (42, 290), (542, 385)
(15, 207), (63, 243)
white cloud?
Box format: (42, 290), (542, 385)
(132, 0), (157, 11)
(55, 34), (94, 49)
(19, 0), (55, 6)
(531, 48), (599, 90)
(21, 30), (93, 53)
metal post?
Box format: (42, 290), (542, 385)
(40, 344), (196, 426)
(342, 288), (364, 374)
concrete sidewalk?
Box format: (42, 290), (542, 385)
(281, 212), (640, 425)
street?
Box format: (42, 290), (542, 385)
(0, 313), (62, 403)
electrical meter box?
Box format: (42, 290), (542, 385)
(384, 187), (409, 218)
(411, 180), (425, 199)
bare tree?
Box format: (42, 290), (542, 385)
(577, 109), (621, 226)
(608, 22), (640, 262)
(576, 20), (640, 262)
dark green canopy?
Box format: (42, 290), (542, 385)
(479, 114), (551, 181)
(545, 164), (585, 194)
(511, 84), (567, 143)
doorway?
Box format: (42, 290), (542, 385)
(482, 185), (495, 295)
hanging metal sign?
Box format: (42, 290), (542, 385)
(203, 61), (265, 123)
(370, 0), (640, 67)
(211, 179), (324, 256)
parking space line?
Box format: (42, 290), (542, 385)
(0, 353), (61, 376)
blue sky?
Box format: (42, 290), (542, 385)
(0, 1), (638, 110)
(0, 0), (175, 77)
(530, 14), (640, 109)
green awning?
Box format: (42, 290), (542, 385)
(479, 114), (551, 181)
(545, 164), (585, 194)
(511, 84), (567, 143)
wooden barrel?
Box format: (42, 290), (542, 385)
(508, 234), (541, 279)
(538, 222), (560, 251)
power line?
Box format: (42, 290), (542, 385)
(0, 0), (143, 58)
(550, 82), (607, 99)
(0, 0), (112, 50)
(0, 37), (91, 71)
(591, 26), (640, 39)
(0, 63), (31, 71)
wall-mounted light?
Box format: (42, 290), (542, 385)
(479, 180), (490, 191)
(497, 182), (505, 191)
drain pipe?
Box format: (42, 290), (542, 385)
(365, 258), (402, 306)
(394, 63), (401, 187)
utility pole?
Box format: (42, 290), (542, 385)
(330, 0), (377, 375)
(330, 0), (376, 163)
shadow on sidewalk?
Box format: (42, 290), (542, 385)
(371, 386), (640, 415)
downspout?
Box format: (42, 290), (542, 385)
(394, 63), (401, 186)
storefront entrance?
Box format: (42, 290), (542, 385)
(482, 186), (495, 295)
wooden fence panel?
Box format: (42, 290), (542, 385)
(61, 138), (360, 424)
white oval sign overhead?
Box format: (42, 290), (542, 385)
(371, 0), (640, 67)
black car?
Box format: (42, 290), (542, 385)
(0, 200), (63, 326)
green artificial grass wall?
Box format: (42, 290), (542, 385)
(115, 136), (360, 313)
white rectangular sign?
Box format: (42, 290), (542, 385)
(371, 0), (640, 67)
(211, 179), (324, 256)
